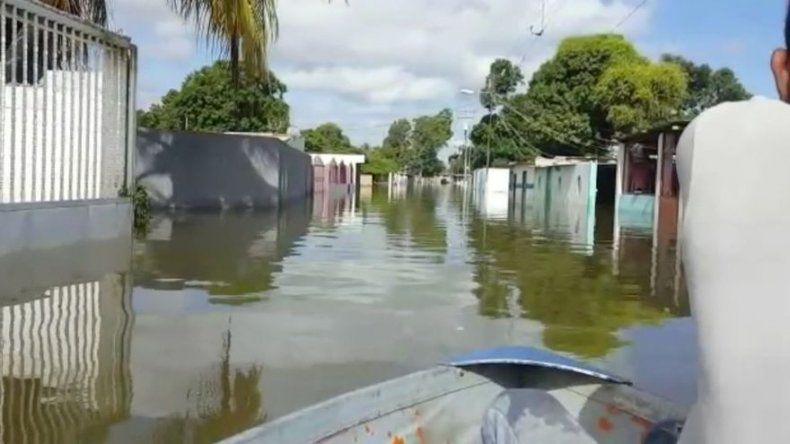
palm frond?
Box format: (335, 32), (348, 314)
(41, 0), (108, 25)
(168, 0), (278, 82)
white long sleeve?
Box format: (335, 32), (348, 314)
(678, 97), (790, 443)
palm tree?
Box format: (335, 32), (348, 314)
(40, 0), (108, 26)
(41, 0), (278, 86)
(168, 0), (278, 86)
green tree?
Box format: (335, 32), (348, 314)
(661, 54), (751, 117)
(409, 109), (453, 176)
(381, 119), (413, 167)
(303, 123), (359, 153)
(469, 59), (535, 169)
(361, 147), (400, 176)
(480, 58), (524, 111)
(469, 113), (536, 168)
(519, 34), (646, 156)
(594, 61), (687, 135)
(137, 61), (289, 133)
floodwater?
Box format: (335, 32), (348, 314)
(0, 186), (695, 443)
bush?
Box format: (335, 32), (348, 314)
(120, 184), (151, 234)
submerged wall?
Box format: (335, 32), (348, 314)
(136, 129), (313, 210)
(512, 161), (597, 250)
(0, 200), (132, 294)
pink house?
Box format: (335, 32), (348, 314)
(310, 154), (366, 194)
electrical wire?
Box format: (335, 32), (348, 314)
(613, 0), (649, 30)
(492, 95), (613, 153)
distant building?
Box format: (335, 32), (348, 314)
(309, 153), (366, 191)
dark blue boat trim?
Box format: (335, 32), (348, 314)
(446, 346), (631, 385)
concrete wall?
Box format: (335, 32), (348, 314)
(512, 162), (597, 250)
(473, 168), (511, 195)
(136, 129), (312, 210)
(0, 200), (132, 294)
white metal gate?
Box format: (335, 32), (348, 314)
(0, 0), (136, 204)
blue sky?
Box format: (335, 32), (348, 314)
(638, 0), (784, 98)
(113, 0), (787, 149)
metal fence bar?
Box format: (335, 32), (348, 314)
(0, 3), (6, 203)
(9, 3), (17, 202)
(32, 11), (39, 201)
(69, 27), (77, 200)
(75, 29), (83, 200)
(91, 39), (100, 199)
(57, 22), (65, 201)
(41, 16), (49, 201)
(21, 7), (28, 203)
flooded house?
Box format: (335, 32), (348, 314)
(612, 121), (689, 303)
(310, 153), (366, 220)
(472, 167), (511, 219)
(614, 121), (688, 233)
(510, 157), (606, 252)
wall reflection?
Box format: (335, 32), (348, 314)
(134, 202), (311, 305)
(468, 181), (688, 359)
(1, 274), (133, 443)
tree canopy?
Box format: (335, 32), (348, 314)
(517, 34), (649, 156)
(661, 54), (751, 118)
(594, 61), (687, 136)
(303, 123), (360, 154)
(480, 58), (524, 111)
(410, 109), (453, 176)
(361, 148), (400, 176)
(138, 61), (289, 133)
(468, 34), (722, 163)
(362, 110), (453, 177)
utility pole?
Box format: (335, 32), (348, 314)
(463, 123), (470, 183)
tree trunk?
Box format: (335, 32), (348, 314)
(230, 32), (240, 87)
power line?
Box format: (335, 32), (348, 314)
(613, 0), (649, 30)
(517, 0), (570, 68)
(491, 95), (613, 153)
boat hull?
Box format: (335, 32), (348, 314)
(222, 349), (687, 443)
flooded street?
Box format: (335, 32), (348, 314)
(1, 186), (696, 443)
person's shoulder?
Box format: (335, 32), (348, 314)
(691, 97), (790, 131)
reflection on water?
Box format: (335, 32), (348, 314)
(0, 185), (694, 442)
(1, 276), (133, 443)
(151, 329), (264, 444)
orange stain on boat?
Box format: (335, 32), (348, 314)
(598, 417), (614, 432)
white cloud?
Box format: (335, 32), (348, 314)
(286, 66), (455, 104)
(273, 0), (653, 143)
(109, 0), (654, 143)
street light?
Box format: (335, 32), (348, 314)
(459, 88), (494, 172)
(458, 89), (478, 183)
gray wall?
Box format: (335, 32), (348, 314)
(0, 199), (132, 300)
(136, 129), (313, 210)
